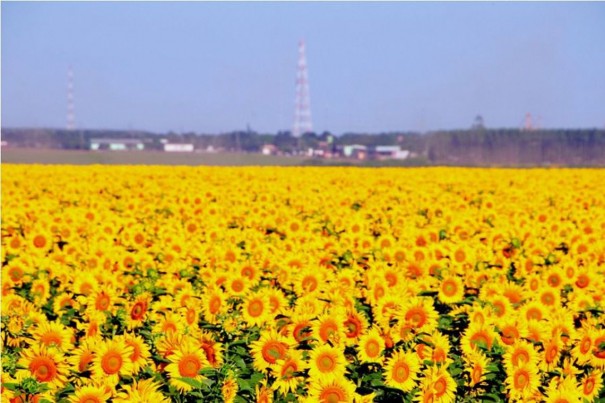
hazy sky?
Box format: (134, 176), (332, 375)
(2, 2), (605, 134)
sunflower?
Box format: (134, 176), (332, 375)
(282, 314), (313, 344)
(503, 340), (539, 371)
(427, 331), (452, 367)
(3, 315), (29, 348)
(52, 292), (76, 315)
(381, 265), (402, 289)
(312, 312), (346, 346)
(486, 295), (513, 319)
(32, 320), (74, 351)
(574, 268), (594, 290)
(501, 281), (525, 305)
(544, 267), (566, 289)
(538, 287), (561, 309)
(226, 274), (251, 296)
(68, 337), (98, 373)
(73, 273), (98, 297)
(265, 288), (289, 316)
(2, 260), (29, 286)
(365, 277), (390, 306)
(17, 344), (68, 391)
(114, 378), (171, 403)
(417, 366), (457, 403)
(30, 277), (51, 305)
(543, 376), (583, 403)
(181, 304), (201, 327)
(201, 287), (226, 324)
(120, 333), (151, 374)
(241, 292), (270, 328)
(438, 275), (464, 304)
(397, 297), (439, 335)
(579, 369), (604, 402)
(540, 337), (562, 372)
(152, 311), (187, 336)
(572, 328), (595, 365)
(222, 374), (239, 403)
(250, 329), (291, 373)
(342, 308), (369, 345)
(87, 288), (119, 314)
(125, 293), (150, 330)
(505, 364), (540, 402)
(68, 385), (111, 403)
(273, 350), (307, 395)
(155, 332), (189, 361)
(383, 350), (420, 392)
(520, 300), (547, 323)
(497, 317), (527, 346)
(357, 327), (385, 364)
(588, 328), (605, 369)
(294, 294), (322, 318)
(336, 270), (358, 294)
(465, 350), (489, 388)
(165, 339), (210, 393)
(525, 319), (549, 344)
(240, 263), (261, 283)
(307, 377), (357, 403)
(293, 269), (325, 296)
(308, 344), (347, 381)
(373, 295), (402, 328)
(461, 322), (498, 355)
(91, 338), (135, 385)
(30, 232), (49, 251)
(76, 311), (105, 340)
(255, 380), (274, 403)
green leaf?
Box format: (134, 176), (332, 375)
(176, 377), (204, 390)
(236, 378), (252, 393)
(249, 372), (265, 388)
(1, 383), (18, 392)
(478, 393), (503, 402)
(234, 357), (247, 370)
(449, 366), (463, 376)
(200, 367), (217, 377)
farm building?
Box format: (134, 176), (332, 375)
(374, 145), (410, 160)
(262, 144), (278, 155)
(90, 138), (145, 151)
(343, 144), (368, 160)
(164, 143), (194, 152)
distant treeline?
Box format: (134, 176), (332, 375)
(2, 127), (604, 166)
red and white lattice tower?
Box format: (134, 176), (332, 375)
(67, 66), (76, 130)
(293, 40), (313, 137)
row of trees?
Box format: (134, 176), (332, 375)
(2, 127), (604, 165)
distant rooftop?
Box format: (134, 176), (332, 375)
(90, 138), (145, 144)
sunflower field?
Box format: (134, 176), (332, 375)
(1, 165), (604, 403)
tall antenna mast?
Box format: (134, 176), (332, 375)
(293, 40), (313, 138)
(67, 66), (76, 130)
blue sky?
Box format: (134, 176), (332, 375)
(2, 2), (604, 134)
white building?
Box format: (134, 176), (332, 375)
(164, 143), (194, 152)
(343, 144), (367, 158)
(90, 139), (145, 151)
(261, 144), (277, 155)
(375, 145), (410, 160)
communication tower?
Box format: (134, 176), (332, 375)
(293, 40), (313, 137)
